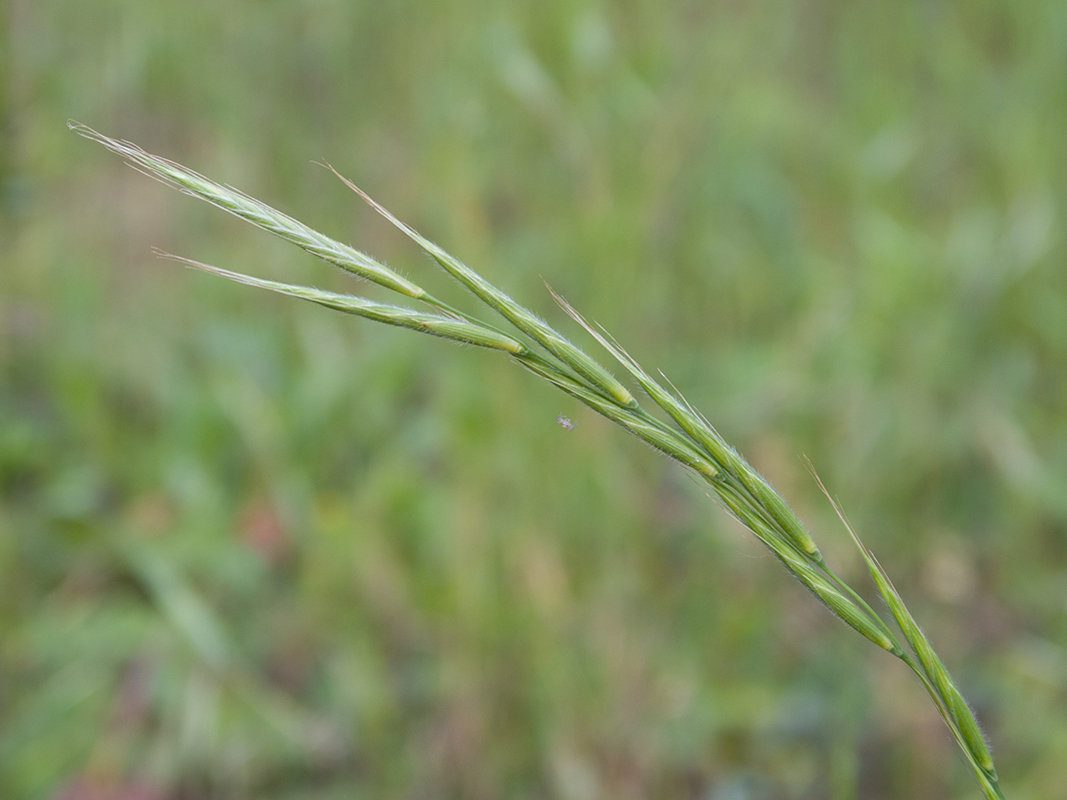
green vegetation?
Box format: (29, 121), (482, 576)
(4, 2), (1067, 799)
(75, 121), (1007, 797)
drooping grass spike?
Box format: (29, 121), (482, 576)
(75, 124), (1005, 800)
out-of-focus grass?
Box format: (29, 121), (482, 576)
(2, 2), (1065, 798)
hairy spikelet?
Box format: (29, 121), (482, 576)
(76, 124), (1005, 800)
(158, 252), (527, 354)
(811, 468), (1001, 795)
(69, 123), (423, 298)
(327, 166), (636, 409)
(548, 285), (823, 563)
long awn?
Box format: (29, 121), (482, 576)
(71, 121), (1005, 799)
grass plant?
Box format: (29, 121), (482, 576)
(71, 121), (1006, 800)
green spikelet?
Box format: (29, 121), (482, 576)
(328, 168), (636, 409)
(163, 254), (527, 354)
(547, 287), (823, 563)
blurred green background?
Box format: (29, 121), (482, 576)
(2, 1), (1065, 798)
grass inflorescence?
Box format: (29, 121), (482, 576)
(71, 121), (1005, 800)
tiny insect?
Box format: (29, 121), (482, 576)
(557, 414), (578, 430)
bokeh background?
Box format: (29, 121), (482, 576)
(2, 1), (1065, 798)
